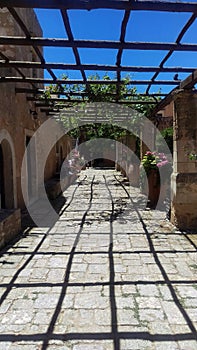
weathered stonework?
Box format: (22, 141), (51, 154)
(0, 9), (73, 247)
(171, 173), (197, 230)
(0, 209), (21, 250)
(171, 90), (197, 230)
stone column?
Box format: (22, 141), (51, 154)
(171, 90), (197, 230)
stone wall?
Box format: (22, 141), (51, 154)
(0, 8), (73, 211)
(0, 8), (44, 208)
(0, 209), (21, 250)
(171, 90), (197, 230)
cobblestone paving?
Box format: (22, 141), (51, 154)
(0, 169), (196, 350)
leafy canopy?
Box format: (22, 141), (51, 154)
(42, 73), (160, 140)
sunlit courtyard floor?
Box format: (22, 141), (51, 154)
(0, 169), (196, 350)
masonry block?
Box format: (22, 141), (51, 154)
(0, 209), (21, 250)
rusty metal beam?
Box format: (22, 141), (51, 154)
(146, 12), (197, 93)
(28, 96), (158, 103)
(0, 53), (26, 79)
(0, 60), (194, 74)
(0, 76), (180, 85)
(7, 8), (57, 82)
(116, 3), (131, 100)
(16, 87), (167, 97)
(35, 100), (158, 108)
(1, 37), (197, 52)
(60, 10), (87, 83)
(1, 1), (197, 12)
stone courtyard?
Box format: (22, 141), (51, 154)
(0, 169), (196, 350)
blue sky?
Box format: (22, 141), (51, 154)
(35, 6), (197, 94)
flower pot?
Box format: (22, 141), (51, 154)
(140, 168), (160, 208)
(147, 169), (160, 208)
(140, 151), (172, 209)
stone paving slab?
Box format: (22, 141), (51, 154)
(0, 169), (196, 349)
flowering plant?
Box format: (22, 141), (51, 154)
(62, 150), (85, 175)
(71, 149), (80, 158)
(140, 151), (172, 207)
(141, 151), (170, 174)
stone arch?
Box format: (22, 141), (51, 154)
(0, 130), (17, 208)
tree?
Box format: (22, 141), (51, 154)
(41, 73), (160, 142)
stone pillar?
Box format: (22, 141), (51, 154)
(171, 90), (197, 230)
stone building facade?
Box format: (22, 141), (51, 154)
(0, 8), (73, 247)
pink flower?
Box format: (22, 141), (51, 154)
(157, 160), (168, 167)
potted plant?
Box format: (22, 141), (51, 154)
(61, 150), (86, 176)
(140, 151), (172, 208)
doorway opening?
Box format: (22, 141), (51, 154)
(0, 140), (14, 209)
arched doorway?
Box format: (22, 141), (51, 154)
(0, 139), (15, 209)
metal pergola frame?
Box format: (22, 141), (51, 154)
(0, 0), (197, 113)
